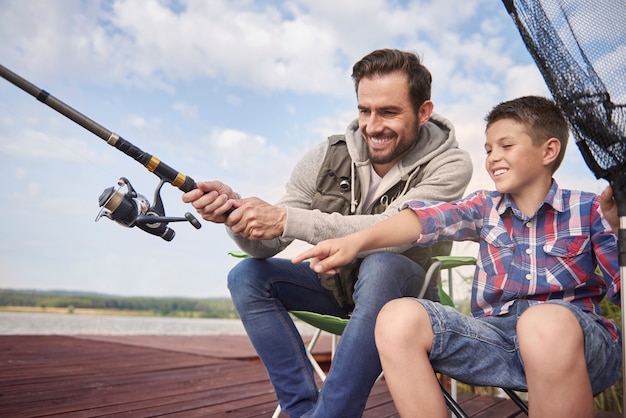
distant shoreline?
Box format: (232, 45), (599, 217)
(0, 305), (173, 317)
(0, 289), (238, 319)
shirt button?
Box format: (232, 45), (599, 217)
(525, 274), (532, 280)
(526, 222), (532, 228)
(525, 248), (532, 255)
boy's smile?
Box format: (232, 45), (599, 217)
(485, 119), (554, 214)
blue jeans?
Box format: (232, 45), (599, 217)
(228, 252), (430, 417)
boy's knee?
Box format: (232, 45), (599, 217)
(375, 299), (431, 351)
(518, 304), (584, 360)
(377, 298), (410, 324)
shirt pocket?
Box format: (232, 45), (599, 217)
(477, 225), (521, 302)
(478, 225), (514, 276)
(542, 235), (591, 289)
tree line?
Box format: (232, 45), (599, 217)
(0, 289), (238, 318)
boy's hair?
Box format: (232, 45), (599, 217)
(351, 49), (432, 115)
(485, 95), (569, 173)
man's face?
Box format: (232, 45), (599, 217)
(357, 72), (427, 176)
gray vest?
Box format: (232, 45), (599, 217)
(310, 135), (450, 307)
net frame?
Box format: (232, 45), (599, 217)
(503, 0), (626, 412)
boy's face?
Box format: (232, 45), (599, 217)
(357, 72), (432, 176)
(485, 119), (549, 196)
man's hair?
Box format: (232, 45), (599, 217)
(485, 95), (569, 173)
(351, 49), (432, 114)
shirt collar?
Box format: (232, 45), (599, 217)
(496, 180), (564, 218)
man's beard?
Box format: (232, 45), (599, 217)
(366, 123), (421, 165)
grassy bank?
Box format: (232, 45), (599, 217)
(0, 305), (213, 317)
(0, 289), (238, 319)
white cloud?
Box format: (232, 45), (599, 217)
(0, 0), (506, 98)
(211, 128), (266, 151)
(172, 101), (198, 120)
(126, 115), (150, 130)
(0, 127), (100, 162)
(504, 64), (550, 99)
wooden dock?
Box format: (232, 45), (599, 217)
(0, 335), (620, 417)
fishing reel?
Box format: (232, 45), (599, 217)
(95, 177), (201, 241)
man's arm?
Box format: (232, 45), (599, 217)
(183, 180), (287, 239)
(284, 147), (473, 245)
(226, 196), (287, 240)
(181, 141), (329, 258)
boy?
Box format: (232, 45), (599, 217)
(292, 96), (621, 418)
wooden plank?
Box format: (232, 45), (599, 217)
(76, 333), (334, 360)
(0, 336), (620, 418)
(0, 336), (273, 417)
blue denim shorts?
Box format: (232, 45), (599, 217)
(417, 299), (622, 395)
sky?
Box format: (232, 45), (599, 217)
(0, 0), (611, 299)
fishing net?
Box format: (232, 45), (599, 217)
(503, 0), (626, 192)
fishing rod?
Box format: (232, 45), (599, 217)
(0, 63), (211, 241)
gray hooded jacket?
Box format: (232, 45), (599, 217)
(228, 112), (472, 259)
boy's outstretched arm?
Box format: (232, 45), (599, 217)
(600, 185), (619, 236)
(292, 208), (422, 274)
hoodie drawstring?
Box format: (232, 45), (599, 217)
(350, 162), (357, 214)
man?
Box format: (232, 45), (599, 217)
(183, 48), (472, 417)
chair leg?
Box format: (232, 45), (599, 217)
(271, 404), (282, 418)
(439, 381), (470, 418)
(502, 388), (529, 415)
(305, 328), (327, 381)
(451, 377), (457, 401)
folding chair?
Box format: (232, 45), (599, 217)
(273, 255), (479, 417)
(228, 251), (526, 417)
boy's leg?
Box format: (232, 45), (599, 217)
(375, 298), (447, 418)
(383, 299), (526, 412)
(517, 304), (593, 418)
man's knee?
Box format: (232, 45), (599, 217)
(227, 257), (252, 292)
(227, 257), (270, 300)
(360, 252), (423, 274)
(357, 252), (424, 291)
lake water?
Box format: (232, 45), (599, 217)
(0, 311), (316, 336)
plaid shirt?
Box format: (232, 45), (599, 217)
(404, 181), (621, 341)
